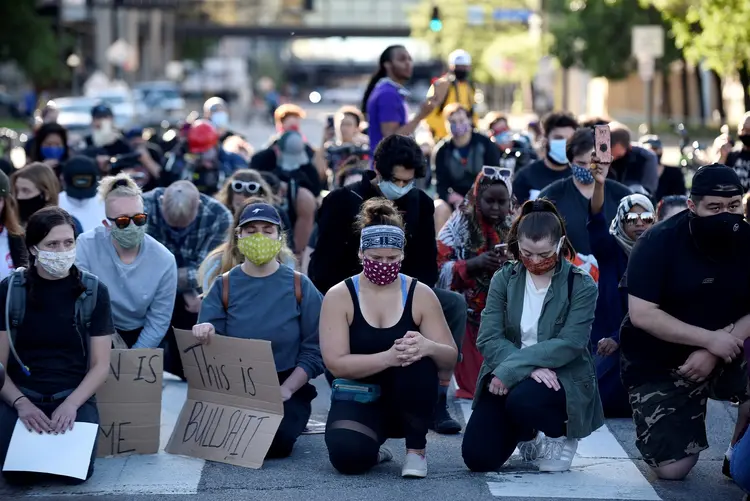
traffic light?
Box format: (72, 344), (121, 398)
(430, 6), (442, 32)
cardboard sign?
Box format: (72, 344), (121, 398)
(166, 329), (283, 469)
(96, 349), (164, 457)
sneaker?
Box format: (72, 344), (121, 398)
(538, 436), (578, 472)
(723, 444), (733, 479)
(518, 431), (546, 462)
(378, 447), (393, 464)
(401, 452), (427, 478)
(431, 392), (462, 434)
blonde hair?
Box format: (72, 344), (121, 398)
(197, 197), (296, 290)
(98, 172), (142, 201)
(215, 169), (276, 211)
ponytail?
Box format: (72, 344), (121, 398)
(507, 198), (576, 260)
(361, 45), (405, 117)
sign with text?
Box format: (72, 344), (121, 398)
(96, 349), (163, 457)
(166, 329), (283, 469)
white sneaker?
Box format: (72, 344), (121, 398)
(538, 436), (578, 472)
(378, 447), (393, 464)
(518, 431), (546, 462)
(401, 452), (427, 478)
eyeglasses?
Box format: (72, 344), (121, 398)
(231, 181), (262, 195)
(482, 165), (513, 180)
(107, 213), (148, 229)
(624, 212), (655, 225)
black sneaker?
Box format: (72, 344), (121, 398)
(430, 392), (462, 434)
(722, 456), (732, 479)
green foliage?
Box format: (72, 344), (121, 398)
(547, 0), (679, 79)
(643, 0), (750, 76)
(408, 0), (546, 84)
(0, 0), (68, 88)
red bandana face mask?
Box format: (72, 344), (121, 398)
(362, 257), (401, 286)
(520, 238), (564, 276)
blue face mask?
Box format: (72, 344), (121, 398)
(40, 145), (65, 161)
(547, 138), (568, 165)
(378, 180), (414, 201)
(211, 111), (229, 128)
(571, 163), (595, 185)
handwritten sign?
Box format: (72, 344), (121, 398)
(166, 329), (283, 469)
(96, 349), (163, 457)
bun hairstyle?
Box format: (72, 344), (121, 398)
(507, 198), (576, 260)
(356, 197), (405, 231)
(98, 172), (142, 201)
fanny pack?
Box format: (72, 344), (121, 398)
(330, 379), (380, 404)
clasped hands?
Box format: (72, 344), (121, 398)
(388, 331), (431, 367)
(489, 368), (561, 396)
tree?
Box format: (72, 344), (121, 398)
(547, 0), (679, 80)
(408, 0), (547, 84)
(0, 0), (68, 89)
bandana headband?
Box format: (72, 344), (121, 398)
(360, 225), (405, 251)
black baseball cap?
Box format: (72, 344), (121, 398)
(691, 163), (742, 198)
(62, 156), (99, 199)
(238, 203), (281, 227)
(91, 103), (113, 118)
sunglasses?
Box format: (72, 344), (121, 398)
(482, 165), (513, 180)
(624, 212), (655, 225)
(231, 181), (262, 195)
(108, 212), (148, 229)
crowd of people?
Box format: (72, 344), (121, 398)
(0, 44), (747, 499)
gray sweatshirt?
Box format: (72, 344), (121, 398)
(76, 226), (178, 348)
(198, 264), (324, 379)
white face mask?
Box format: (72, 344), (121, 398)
(35, 247), (76, 278)
(92, 119), (117, 147)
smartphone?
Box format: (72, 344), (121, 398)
(326, 115), (335, 129)
(494, 243), (508, 255)
(594, 124), (612, 163)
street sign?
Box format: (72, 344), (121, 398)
(467, 5), (485, 26)
(632, 25), (664, 59)
(637, 56), (655, 81)
(492, 9), (531, 24)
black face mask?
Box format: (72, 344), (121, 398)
(17, 194), (46, 223)
(689, 210), (747, 254)
(453, 69), (469, 81)
(739, 134), (750, 148)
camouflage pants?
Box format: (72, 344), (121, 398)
(628, 357), (749, 468)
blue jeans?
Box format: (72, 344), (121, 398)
(732, 427), (750, 493)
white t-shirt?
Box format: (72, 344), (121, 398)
(58, 192), (106, 233)
(520, 271), (549, 348)
(0, 228), (14, 281)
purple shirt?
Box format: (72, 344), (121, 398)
(367, 80), (408, 156)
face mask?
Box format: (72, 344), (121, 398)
(35, 247), (76, 278)
(362, 256), (401, 286)
(110, 223), (146, 249)
(689, 211), (746, 250)
(211, 111), (229, 128)
(453, 69), (469, 81)
(40, 145), (65, 161)
(571, 163), (595, 185)
(92, 120), (117, 147)
(237, 232), (282, 266)
(520, 238), (563, 276)
(739, 134), (750, 148)
(547, 138), (568, 165)
(378, 180), (414, 201)
(450, 122), (471, 137)
(17, 194), (47, 222)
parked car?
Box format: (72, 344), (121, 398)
(87, 90), (140, 129)
(134, 81), (185, 122)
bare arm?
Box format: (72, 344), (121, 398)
(293, 187), (316, 257)
(629, 295), (714, 347)
(64, 335), (111, 408)
(414, 283), (458, 371)
(312, 144), (328, 181)
(319, 284), (395, 380)
(280, 366), (309, 394)
(0, 330), (27, 406)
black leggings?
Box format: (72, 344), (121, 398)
(266, 370), (317, 459)
(325, 358), (438, 475)
(462, 377), (568, 472)
(0, 395), (99, 485)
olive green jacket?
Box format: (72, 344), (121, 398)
(473, 259), (604, 439)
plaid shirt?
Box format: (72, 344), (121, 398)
(143, 188), (232, 292)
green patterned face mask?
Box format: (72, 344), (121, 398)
(111, 223), (146, 249)
(237, 232), (282, 265)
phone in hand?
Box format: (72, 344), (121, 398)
(494, 243), (508, 256)
(594, 124), (612, 163)
(326, 115), (335, 129)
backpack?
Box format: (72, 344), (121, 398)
(6, 267), (99, 367)
(221, 269), (303, 311)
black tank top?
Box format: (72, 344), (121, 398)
(345, 274), (419, 359)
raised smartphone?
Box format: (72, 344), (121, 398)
(594, 124), (612, 163)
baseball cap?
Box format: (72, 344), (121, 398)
(62, 156), (99, 199)
(91, 103), (113, 119)
(690, 163), (743, 198)
(238, 203), (281, 227)
(449, 49), (472, 67)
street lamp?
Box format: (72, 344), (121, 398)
(67, 53), (82, 96)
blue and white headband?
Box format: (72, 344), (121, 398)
(360, 225), (405, 251)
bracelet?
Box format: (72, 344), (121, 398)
(11, 396), (27, 408)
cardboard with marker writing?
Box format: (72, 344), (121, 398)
(96, 349), (164, 457)
(166, 329), (283, 469)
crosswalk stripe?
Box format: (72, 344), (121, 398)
(24, 379), (205, 497)
(458, 397), (661, 500)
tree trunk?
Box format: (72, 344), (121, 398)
(680, 57), (690, 122)
(711, 70), (726, 122)
(661, 68), (672, 120)
(694, 64), (706, 127)
(562, 67), (569, 111)
(739, 61), (750, 112)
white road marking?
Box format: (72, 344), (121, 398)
(25, 379), (205, 497)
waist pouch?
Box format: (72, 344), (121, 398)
(330, 378), (381, 404)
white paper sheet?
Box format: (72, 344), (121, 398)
(3, 420), (98, 480)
